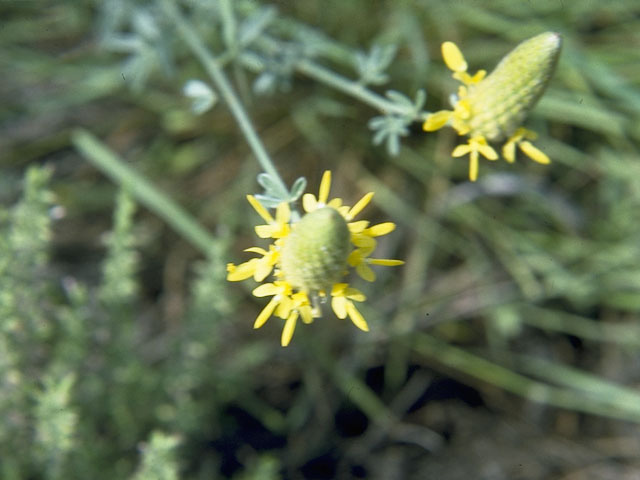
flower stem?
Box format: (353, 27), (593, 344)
(218, 0), (237, 53)
(160, 0), (289, 200)
(295, 58), (411, 117)
(414, 333), (640, 422)
(72, 129), (216, 255)
(251, 33), (424, 119)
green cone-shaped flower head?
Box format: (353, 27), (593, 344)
(465, 32), (562, 141)
(280, 207), (351, 292)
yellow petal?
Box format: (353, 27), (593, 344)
(274, 294), (293, 319)
(319, 171), (332, 204)
(454, 71), (486, 86)
(331, 283), (348, 296)
(302, 193), (318, 212)
(469, 153), (479, 182)
(254, 260), (273, 282)
(254, 297), (279, 329)
(269, 223), (290, 239)
(336, 205), (350, 218)
(368, 259), (404, 266)
(356, 244), (376, 259)
(331, 295), (348, 319)
(227, 259), (257, 281)
(255, 225), (274, 238)
(366, 222), (396, 237)
(469, 69), (486, 83)
(346, 302), (369, 332)
(253, 283), (280, 297)
(327, 198), (343, 209)
(247, 195), (273, 223)
(477, 142), (498, 161)
(451, 118), (471, 136)
(454, 99), (471, 120)
(347, 249), (364, 266)
(347, 192), (374, 220)
(423, 110), (452, 131)
(244, 247), (267, 255)
(344, 287), (367, 302)
(502, 139), (517, 163)
(520, 141), (550, 164)
(344, 287), (366, 302)
(299, 305), (314, 324)
(352, 234), (376, 249)
(521, 127), (538, 141)
(348, 220), (369, 233)
(275, 202), (291, 223)
(281, 311), (298, 347)
(442, 41), (467, 73)
(452, 144), (471, 157)
(356, 262), (376, 282)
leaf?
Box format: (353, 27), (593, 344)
(183, 79), (217, 114)
(355, 44), (398, 86)
(253, 194), (283, 209)
(413, 89), (427, 110)
(385, 90), (413, 109)
(253, 71), (277, 96)
(239, 6), (277, 47)
(132, 8), (160, 41)
(256, 173), (284, 197)
(289, 177), (307, 202)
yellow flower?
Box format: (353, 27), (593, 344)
(424, 32), (561, 181)
(252, 281), (313, 347)
(330, 283), (368, 332)
(226, 244), (279, 282)
(347, 221), (403, 282)
(247, 195), (290, 239)
(227, 171), (404, 346)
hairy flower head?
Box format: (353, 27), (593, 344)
(227, 171), (404, 346)
(424, 32), (562, 181)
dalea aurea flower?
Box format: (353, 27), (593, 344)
(227, 171), (404, 347)
(423, 32), (562, 181)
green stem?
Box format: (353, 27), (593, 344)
(161, 0), (289, 200)
(413, 333), (640, 423)
(295, 58), (412, 117)
(522, 304), (640, 347)
(250, 33), (422, 118)
(237, 50), (424, 118)
(72, 129), (216, 255)
(505, 352), (640, 413)
(218, 0), (237, 53)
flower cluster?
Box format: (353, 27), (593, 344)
(227, 171), (404, 346)
(423, 32), (562, 181)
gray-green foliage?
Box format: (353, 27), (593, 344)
(99, 189), (139, 305)
(0, 170), (240, 478)
(4, 0), (640, 478)
(0, 166), (56, 479)
(34, 374), (77, 480)
(232, 456), (280, 480)
(131, 431), (181, 480)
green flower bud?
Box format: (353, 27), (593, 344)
(280, 207), (350, 293)
(465, 32), (562, 141)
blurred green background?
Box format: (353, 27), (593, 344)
(2, 0), (640, 478)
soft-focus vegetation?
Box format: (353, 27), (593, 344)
(2, 0), (640, 478)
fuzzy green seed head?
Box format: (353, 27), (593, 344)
(465, 32), (562, 141)
(280, 207), (351, 293)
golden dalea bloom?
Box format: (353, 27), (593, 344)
(424, 32), (562, 181)
(227, 171), (404, 347)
